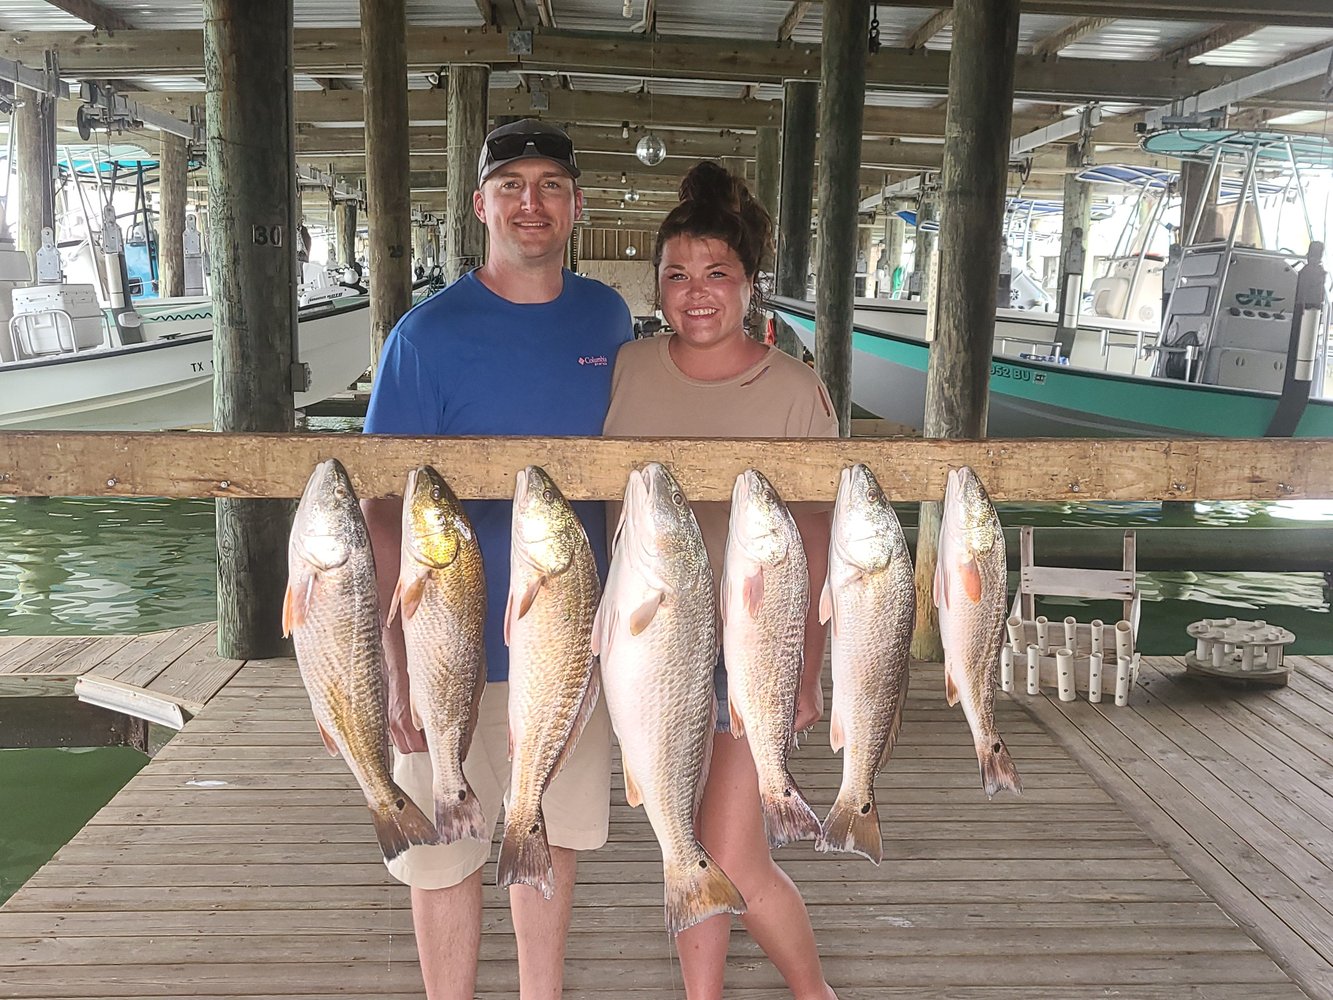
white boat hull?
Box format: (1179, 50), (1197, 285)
(0, 296), (372, 431)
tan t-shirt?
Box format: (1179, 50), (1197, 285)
(602, 334), (840, 586)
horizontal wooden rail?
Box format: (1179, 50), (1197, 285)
(0, 432), (1330, 502)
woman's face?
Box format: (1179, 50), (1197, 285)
(658, 235), (752, 351)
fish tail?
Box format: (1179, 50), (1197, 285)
(496, 806), (555, 899)
(817, 789), (883, 865)
(979, 738), (1024, 799)
(663, 846), (746, 936)
(759, 774), (821, 849)
(370, 785), (441, 862)
(433, 776), (490, 845)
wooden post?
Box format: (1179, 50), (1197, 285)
(204, 0), (298, 660)
(856, 224), (873, 295)
(446, 64), (489, 283)
(14, 80), (56, 270)
(914, 192), (938, 302)
(157, 131), (189, 298)
(773, 80), (818, 359)
(884, 208), (905, 297)
(1056, 141), (1091, 336)
(754, 126), (780, 223)
(412, 214), (428, 273)
(814, 0), (869, 436)
(911, 0), (1020, 661)
(334, 197), (357, 268)
(361, 0), (413, 367)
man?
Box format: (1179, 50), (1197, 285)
(362, 119), (633, 1000)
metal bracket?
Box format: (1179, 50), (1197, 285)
(290, 362), (312, 394)
(509, 29), (533, 55)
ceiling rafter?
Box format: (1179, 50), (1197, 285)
(776, 2), (814, 42)
(905, 9), (952, 51)
(41, 0), (134, 31)
(1032, 16), (1119, 58)
(1162, 21), (1263, 62)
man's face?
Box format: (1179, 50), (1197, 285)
(474, 159), (583, 264)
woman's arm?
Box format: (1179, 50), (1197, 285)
(794, 508), (831, 733)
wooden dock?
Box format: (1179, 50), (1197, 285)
(0, 646), (1329, 997)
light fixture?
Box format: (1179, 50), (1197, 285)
(625, 245), (637, 257)
(621, 121), (630, 140)
(622, 0), (633, 17)
(636, 133), (667, 166)
(625, 188), (640, 203)
(620, 171), (627, 184)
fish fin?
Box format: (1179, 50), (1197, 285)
(517, 575), (544, 620)
(433, 775), (489, 845)
(496, 807), (555, 899)
(663, 847), (746, 935)
(503, 588), (513, 647)
(960, 554), (983, 604)
(944, 664), (961, 708)
(818, 576), (837, 635)
(389, 569), (429, 625)
(550, 665), (601, 782)
(817, 791), (882, 865)
(742, 568), (764, 618)
(370, 783), (440, 862)
(629, 591), (663, 635)
(829, 705), (845, 754)
(409, 689), (423, 733)
(759, 775), (820, 849)
(932, 558), (949, 612)
(727, 692), (745, 739)
(281, 570), (316, 637)
(979, 738), (1024, 799)
(315, 720), (340, 758)
(623, 760), (644, 809)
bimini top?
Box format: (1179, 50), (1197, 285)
(1140, 128), (1333, 170)
(1076, 164), (1177, 191)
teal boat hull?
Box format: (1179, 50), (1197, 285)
(773, 298), (1333, 439)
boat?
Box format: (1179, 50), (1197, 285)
(775, 129), (1333, 439)
(0, 236), (392, 431)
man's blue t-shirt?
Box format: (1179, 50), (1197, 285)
(365, 269), (632, 683)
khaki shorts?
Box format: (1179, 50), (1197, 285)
(385, 680), (612, 890)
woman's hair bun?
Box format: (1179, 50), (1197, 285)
(677, 160), (742, 214)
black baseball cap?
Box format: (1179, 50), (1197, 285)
(477, 119), (581, 185)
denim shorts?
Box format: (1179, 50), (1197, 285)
(713, 654), (730, 734)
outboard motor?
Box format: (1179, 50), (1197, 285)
(1265, 242), (1327, 437)
(99, 203), (144, 345)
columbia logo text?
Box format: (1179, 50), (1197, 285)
(578, 356), (609, 367)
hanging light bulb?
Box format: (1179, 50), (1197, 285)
(620, 171), (627, 185)
(636, 133), (667, 167)
(621, 121), (630, 140)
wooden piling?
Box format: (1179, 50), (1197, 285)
(360, 0), (413, 366)
(156, 131), (188, 298)
(911, 0), (1021, 661)
(1056, 141), (1091, 336)
(14, 80), (56, 269)
(773, 80), (818, 359)
(884, 208), (905, 297)
(915, 192), (938, 302)
(754, 126), (780, 223)
(333, 196), (357, 268)
(203, 0), (298, 661)
(446, 64), (489, 283)
(814, 0), (869, 436)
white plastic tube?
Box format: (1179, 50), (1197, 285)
(1063, 616), (1077, 650)
(1089, 652), (1104, 703)
(1000, 645), (1014, 692)
(1057, 647), (1075, 702)
(1090, 619), (1104, 655)
(1115, 620), (1133, 661)
(1035, 616), (1050, 654)
(1027, 643), (1042, 695)
(1116, 655), (1132, 707)
(1006, 615), (1024, 651)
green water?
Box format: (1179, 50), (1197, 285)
(0, 747), (147, 904)
(0, 484), (1328, 909)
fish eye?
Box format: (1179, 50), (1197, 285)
(867, 488), (881, 503)
(333, 485), (347, 500)
(671, 491), (684, 506)
(541, 488), (554, 503)
(430, 485), (441, 501)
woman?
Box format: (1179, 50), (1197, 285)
(603, 160), (838, 1000)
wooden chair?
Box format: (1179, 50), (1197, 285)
(1003, 526), (1142, 705)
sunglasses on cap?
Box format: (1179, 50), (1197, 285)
(485, 131), (576, 167)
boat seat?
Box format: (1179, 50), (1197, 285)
(1003, 526), (1142, 706)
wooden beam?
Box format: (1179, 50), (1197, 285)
(1031, 16), (1118, 58)
(0, 27), (1241, 103)
(40, 0), (134, 31)
(0, 433), (1328, 502)
(1162, 22), (1263, 63)
(867, 1), (1332, 29)
(906, 9), (953, 50)
(777, 1), (814, 42)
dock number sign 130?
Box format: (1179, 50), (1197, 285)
(252, 225), (284, 247)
